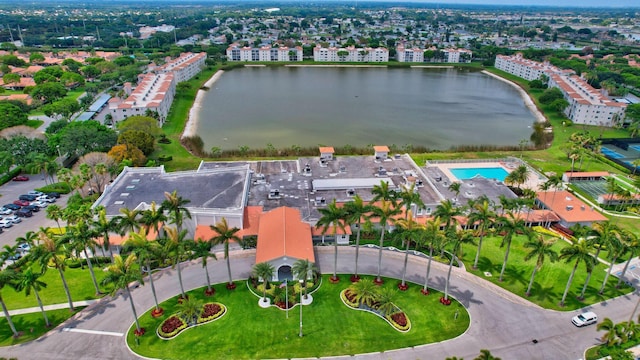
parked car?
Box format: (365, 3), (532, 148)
(0, 219), (13, 228)
(0, 207), (12, 215)
(17, 243), (31, 253)
(14, 209), (32, 218)
(2, 204), (20, 211)
(7, 253), (21, 261)
(36, 195), (56, 203)
(27, 191), (44, 197)
(23, 205), (40, 213)
(3, 215), (21, 224)
(30, 201), (47, 209)
(18, 194), (37, 201)
(13, 200), (30, 207)
(12, 175), (29, 181)
(572, 311), (598, 327)
(45, 192), (61, 199)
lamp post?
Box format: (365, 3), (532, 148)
(299, 279), (304, 337)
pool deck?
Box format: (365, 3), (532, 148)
(430, 160), (545, 191)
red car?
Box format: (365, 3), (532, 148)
(13, 200), (30, 207)
(12, 175), (29, 181)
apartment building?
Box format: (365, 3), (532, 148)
(396, 45), (472, 63)
(494, 54), (565, 81)
(226, 45), (303, 62)
(395, 45), (424, 62)
(313, 46), (389, 62)
(109, 73), (176, 125)
(154, 52), (206, 83)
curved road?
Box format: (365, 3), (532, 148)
(0, 247), (636, 360)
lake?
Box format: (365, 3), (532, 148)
(195, 66), (536, 151)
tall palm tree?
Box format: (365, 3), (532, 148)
(442, 229), (474, 304)
(597, 317), (621, 347)
(420, 216), (445, 295)
(92, 207), (119, 260)
(64, 220), (101, 295)
(398, 183), (424, 219)
(164, 226), (192, 299)
(16, 231), (38, 248)
(16, 268), (50, 327)
(292, 259), (317, 299)
(559, 238), (595, 307)
(474, 349), (502, 360)
(209, 218), (241, 289)
(161, 190), (192, 233)
(252, 262), (275, 302)
(191, 238), (217, 295)
(33, 230), (75, 311)
(0, 258), (19, 337)
(123, 228), (163, 314)
(46, 204), (64, 231)
(139, 201), (167, 237)
(395, 211), (425, 290)
(317, 199), (347, 282)
(370, 200), (401, 284)
(101, 254), (145, 335)
(343, 195), (372, 280)
(467, 199), (496, 269)
(599, 230), (624, 295)
(523, 235), (558, 296)
(448, 182), (461, 202)
(497, 212), (529, 282)
(117, 208), (140, 234)
(581, 221), (619, 298)
(371, 180), (398, 206)
(617, 230), (640, 288)
(433, 199), (462, 231)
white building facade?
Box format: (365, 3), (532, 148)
(156, 52), (207, 83)
(396, 45), (472, 63)
(313, 46), (389, 62)
(226, 45), (303, 62)
(109, 73), (176, 125)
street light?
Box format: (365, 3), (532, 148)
(299, 279), (304, 338)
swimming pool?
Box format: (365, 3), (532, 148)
(450, 167), (509, 181)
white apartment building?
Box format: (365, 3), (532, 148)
(109, 73), (176, 125)
(313, 46), (389, 62)
(494, 54), (564, 81)
(442, 49), (473, 63)
(396, 45), (472, 63)
(396, 45), (424, 63)
(548, 73), (627, 127)
(226, 45), (303, 62)
(155, 52), (206, 83)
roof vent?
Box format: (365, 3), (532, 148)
(120, 193), (130, 197)
(566, 205), (574, 211)
(346, 188), (355, 197)
(114, 200), (124, 205)
(268, 189), (281, 200)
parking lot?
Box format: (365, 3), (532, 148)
(0, 174), (69, 249)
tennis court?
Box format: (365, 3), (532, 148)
(601, 147), (625, 159)
(600, 141), (640, 172)
(572, 180), (608, 199)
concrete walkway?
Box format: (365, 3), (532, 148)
(0, 300), (97, 317)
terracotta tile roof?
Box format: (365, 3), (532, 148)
(373, 145), (390, 152)
(311, 220), (352, 236)
(255, 207), (315, 264)
(564, 171), (609, 179)
(319, 146), (334, 154)
(536, 191), (607, 223)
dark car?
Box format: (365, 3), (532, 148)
(45, 192), (61, 199)
(18, 194), (37, 201)
(13, 200), (30, 207)
(2, 204), (20, 211)
(14, 209), (33, 218)
(12, 175), (29, 181)
(23, 205), (40, 213)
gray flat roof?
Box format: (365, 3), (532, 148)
(94, 165), (250, 216)
(89, 93), (112, 112)
(76, 111), (95, 121)
(312, 178), (393, 191)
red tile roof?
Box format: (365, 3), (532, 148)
(536, 191), (607, 223)
(255, 207), (315, 264)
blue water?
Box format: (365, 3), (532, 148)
(450, 167), (509, 181)
(601, 147), (625, 159)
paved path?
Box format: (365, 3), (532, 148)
(0, 247), (636, 360)
(0, 301), (97, 317)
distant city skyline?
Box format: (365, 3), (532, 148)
(361, 0), (636, 8)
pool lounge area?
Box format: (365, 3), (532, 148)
(450, 167), (509, 182)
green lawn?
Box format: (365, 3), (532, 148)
(127, 275), (470, 360)
(0, 308), (83, 346)
(25, 119), (44, 129)
(459, 235), (633, 311)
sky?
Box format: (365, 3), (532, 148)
(368, 0), (637, 8)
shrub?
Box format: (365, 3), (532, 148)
(0, 167), (22, 186)
(158, 155), (173, 162)
(36, 182), (72, 194)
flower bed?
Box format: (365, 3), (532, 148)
(157, 302), (227, 339)
(339, 289), (411, 333)
(387, 312), (411, 332)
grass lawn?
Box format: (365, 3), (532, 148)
(127, 275), (470, 360)
(459, 235), (633, 311)
(25, 119), (44, 128)
(2, 264), (112, 310)
(0, 308), (84, 346)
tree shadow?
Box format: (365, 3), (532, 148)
(450, 289), (483, 308)
(527, 282), (558, 303)
(503, 266), (528, 287)
(475, 256), (500, 273)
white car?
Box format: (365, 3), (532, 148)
(36, 195), (56, 203)
(0, 219), (12, 228)
(3, 215), (21, 224)
(17, 243), (31, 253)
(572, 311), (598, 327)
(30, 200), (48, 208)
(27, 191), (44, 197)
(0, 208), (12, 215)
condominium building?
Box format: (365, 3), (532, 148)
(313, 46), (389, 62)
(109, 73), (176, 125)
(395, 45), (424, 63)
(154, 52), (206, 83)
(396, 45), (472, 63)
(226, 45), (303, 62)
(494, 54), (564, 81)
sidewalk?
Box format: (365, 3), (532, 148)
(0, 300), (97, 317)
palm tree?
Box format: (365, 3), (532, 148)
(349, 278), (378, 306)
(164, 226), (191, 299)
(191, 239), (217, 295)
(16, 230), (38, 248)
(395, 211), (425, 290)
(442, 229), (474, 304)
(317, 199), (348, 282)
(420, 216), (445, 295)
(371, 180), (398, 205)
(209, 218), (241, 289)
(468, 199), (496, 269)
(116, 208), (140, 234)
(343, 195), (372, 280)
(581, 221), (619, 298)
(101, 254), (145, 335)
(34, 230), (75, 311)
(370, 200), (401, 284)
(252, 262), (275, 302)
(474, 349), (502, 360)
(65, 220), (101, 295)
(292, 259), (317, 299)
(92, 207), (119, 260)
(376, 287), (398, 316)
(559, 238), (595, 307)
(433, 199), (461, 231)
(597, 317), (621, 346)
(497, 212), (529, 282)
(448, 182), (461, 202)
(176, 297), (203, 325)
(46, 204), (64, 231)
(523, 235), (558, 296)
(599, 229), (624, 295)
(123, 228), (163, 315)
(161, 190), (192, 233)
(617, 230), (640, 288)
(139, 201), (167, 237)
(398, 183), (424, 219)
(16, 268), (50, 327)
(0, 259), (19, 337)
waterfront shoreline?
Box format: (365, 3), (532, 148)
(482, 70), (546, 123)
(285, 64), (387, 68)
(182, 70), (225, 139)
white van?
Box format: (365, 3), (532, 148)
(572, 311), (598, 327)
